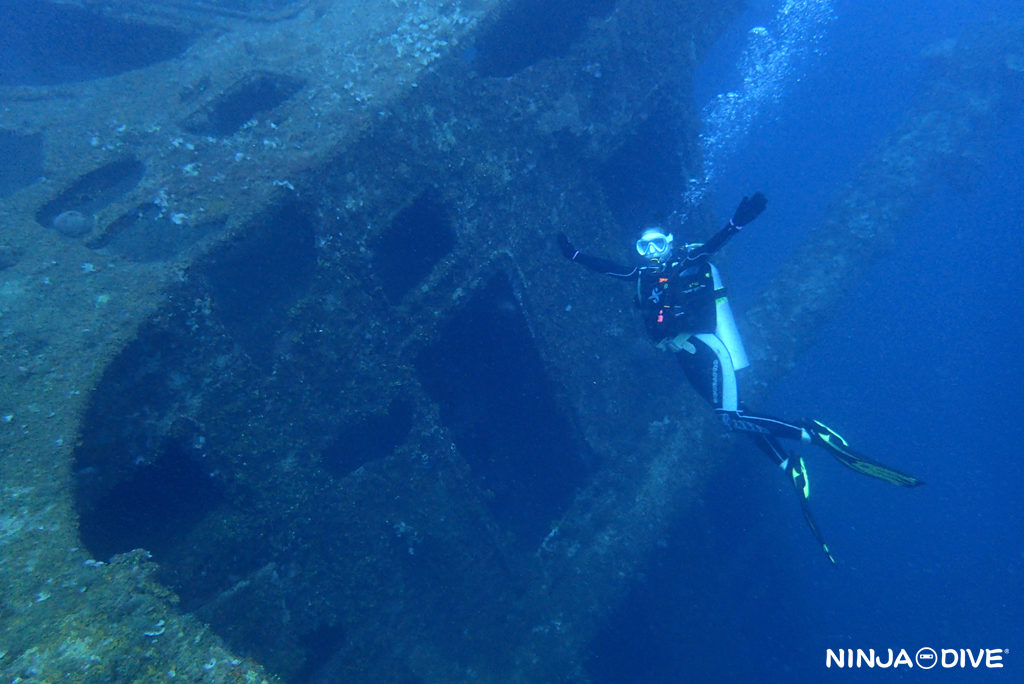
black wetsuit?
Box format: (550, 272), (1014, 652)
(563, 198), (922, 562)
(566, 221), (738, 344)
(565, 220), (808, 466)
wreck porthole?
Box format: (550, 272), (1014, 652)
(372, 192), (456, 302)
(0, 0), (192, 86)
(472, 0), (617, 78)
(415, 272), (588, 546)
(35, 157), (145, 234)
(182, 71), (306, 137)
(92, 202), (226, 262)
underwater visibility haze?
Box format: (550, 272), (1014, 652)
(592, 1), (1024, 681)
(0, 0), (1021, 681)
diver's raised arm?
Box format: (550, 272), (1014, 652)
(692, 192), (768, 259)
(557, 233), (638, 279)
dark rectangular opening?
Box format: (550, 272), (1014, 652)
(372, 192), (456, 302)
(0, 0), (191, 86)
(415, 273), (588, 546)
(320, 400), (414, 478)
(92, 202), (225, 261)
(182, 71), (305, 137)
(201, 201), (316, 364)
(597, 101), (689, 228)
(35, 157), (145, 231)
(472, 0), (617, 77)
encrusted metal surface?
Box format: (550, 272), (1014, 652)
(2, 0), (1019, 680)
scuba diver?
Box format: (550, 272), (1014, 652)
(557, 193), (922, 563)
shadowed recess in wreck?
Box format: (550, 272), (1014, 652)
(320, 399), (415, 478)
(76, 415), (226, 561)
(0, 0), (193, 86)
(415, 272), (590, 547)
(202, 200), (317, 365)
(181, 71), (306, 137)
(598, 99), (693, 229)
(35, 157), (145, 232)
(471, 0), (617, 77)
(372, 191), (456, 302)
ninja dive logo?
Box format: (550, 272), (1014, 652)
(826, 647), (1007, 669)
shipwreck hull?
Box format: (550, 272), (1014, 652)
(1, 0), (1020, 680)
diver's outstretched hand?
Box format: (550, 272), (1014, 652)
(557, 233), (577, 260)
(732, 192), (767, 227)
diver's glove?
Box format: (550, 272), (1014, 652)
(731, 192), (767, 228)
(557, 233), (579, 261)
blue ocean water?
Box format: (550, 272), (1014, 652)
(5, 0), (1019, 680)
(591, 0), (1023, 681)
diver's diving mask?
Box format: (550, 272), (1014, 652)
(635, 229), (674, 261)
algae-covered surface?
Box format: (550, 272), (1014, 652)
(0, 255), (270, 684)
(2, 0), (1021, 681)
(1, 0), (734, 678)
